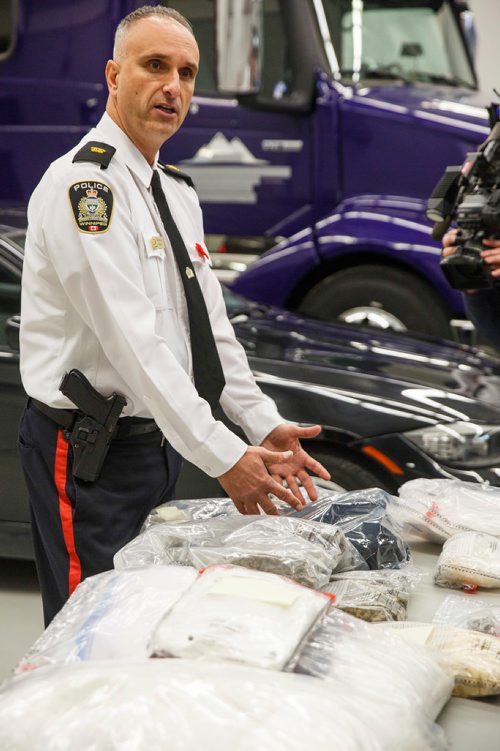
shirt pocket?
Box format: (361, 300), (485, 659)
(140, 232), (169, 311)
(185, 240), (212, 288)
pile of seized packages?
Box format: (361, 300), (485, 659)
(1, 477), (500, 749)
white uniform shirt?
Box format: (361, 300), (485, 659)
(20, 113), (282, 477)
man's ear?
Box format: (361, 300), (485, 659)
(105, 60), (119, 95)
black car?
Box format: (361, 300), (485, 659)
(3, 226), (500, 559)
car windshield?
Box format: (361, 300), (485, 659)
(320, 0), (476, 88)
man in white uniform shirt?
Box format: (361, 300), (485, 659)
(19, 5), (330, 625)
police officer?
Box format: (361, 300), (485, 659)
(19, 5), (330, 626)
(442, 230), (500, 348)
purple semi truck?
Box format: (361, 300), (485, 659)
(0, 0), (491, 336)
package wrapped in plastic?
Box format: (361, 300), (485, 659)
(433, 593), (500, 636)
(0, 659), (448, 751)
(289, 608), (453, 721)
(16, 565), (198, 672)
(149, 564), (331, 669)
(143, 497), (238, 530)
(114, 514), (363, 588)
(324, 565), (423, 622)
(380, 620), (500, 697)
(285, 488), (410, 570)
(394, 478), (500, 543)
(434, 531), (500, 590)
(143, 483), (335, 532)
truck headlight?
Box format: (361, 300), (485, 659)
(404, 422), (500, 467)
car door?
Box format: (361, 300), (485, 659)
(0, 233), (30, 548)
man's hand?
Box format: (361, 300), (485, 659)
(442, 230), (500, 291)
(217, 446), (306, 515)
(261, 424), (331, 504)
(479, 238), (500, 277)
(441, 229), (459, 259)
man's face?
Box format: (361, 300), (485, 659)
(106, 17), (199, 161)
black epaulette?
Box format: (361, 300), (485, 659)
(158, 162), (195, 188)
(72, 141), (116, 169)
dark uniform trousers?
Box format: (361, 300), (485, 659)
(18, 401), (182, 626)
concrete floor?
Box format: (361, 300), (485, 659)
(0, 559), (43, 683)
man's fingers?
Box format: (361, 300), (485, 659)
(232, 498), (247, 514)
(441, 245), (457, 258)
(442, 230), (457, 247)
(242, 501), (261, 515)
(270, 480), (304, 510)
(257, 496), (279, 515)
(292, 424), (322, 439)
(297, 471), (318, 502)
(305, 455), (331, 480)
(284, 475), (303, 504)
(260, 448), (293, 465)
(259, 473), (305, 513)
(234, 494), (279, 516)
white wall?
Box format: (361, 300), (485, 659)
(467, 0), (500, 96)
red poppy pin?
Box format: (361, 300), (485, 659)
(195, 242), (210, 261)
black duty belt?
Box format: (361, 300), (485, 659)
(30, 398), (160, 440)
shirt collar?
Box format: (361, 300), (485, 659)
(90, 112), (159, 188)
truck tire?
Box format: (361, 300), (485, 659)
(303, 446), (392, 494)
(297, 265), (452, 338)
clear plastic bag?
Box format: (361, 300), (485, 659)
(395, 478), (500, 543)
(143, 483), (334, 532)
(289, 608), (453, 721)
(285, 488), (410, 570)
(434, 531), (500, 590)
(15, 565), (198, 672)
(143, 497), (238, 530)
(0, 659), (448, 751)
(380, 620), (500, 698)
(114, 514), (363, 589)
(149, 564), (331, 669)
(432, 593), (500, 637)
(324, 565), (423, 622)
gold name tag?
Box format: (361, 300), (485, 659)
(150, 236), (165, 250)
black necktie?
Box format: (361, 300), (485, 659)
(150, 169), (225, 411)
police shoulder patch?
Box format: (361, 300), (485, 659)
(69, 181), (114, 234)
(72, 141), (116, 169)
(158, 162), (195, 188)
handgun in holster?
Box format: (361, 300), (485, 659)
(59, 369), (127, 482)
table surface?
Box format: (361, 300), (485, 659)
(407, 541), (500, 749)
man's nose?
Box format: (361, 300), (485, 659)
(162, 72), (181, 98)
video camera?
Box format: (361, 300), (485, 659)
(427, 102), (500, 290)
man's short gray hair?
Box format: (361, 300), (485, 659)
(113, 5), (194, 61)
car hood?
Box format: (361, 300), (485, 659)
(350, 83), (490, 135)
(231, 303), (500, 431)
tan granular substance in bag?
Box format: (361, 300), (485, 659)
(379, 621), (500, 698)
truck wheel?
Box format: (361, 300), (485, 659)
(297, 266), (452, 338)
(303, 446), (391, 494)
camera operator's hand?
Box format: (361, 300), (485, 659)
(479, 238), (500, 278)
(441, 229), (459, 258)
(441, 230), (482, 294)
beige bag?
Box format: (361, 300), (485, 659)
(379, 620), (500, 697)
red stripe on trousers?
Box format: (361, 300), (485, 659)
(54, 430), (81, 596)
